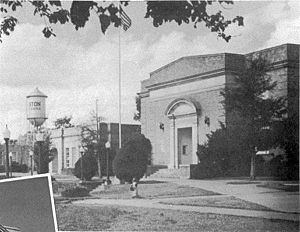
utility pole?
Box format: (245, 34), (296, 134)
(96, 99), (102, 179)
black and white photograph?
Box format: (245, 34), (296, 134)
(0, 174), (58, 232)
(0, 0), (299, 231)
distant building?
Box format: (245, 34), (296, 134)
(0, 138), (30, 167)
(140, 43), (299, 174)
(49, 122), (140, 174)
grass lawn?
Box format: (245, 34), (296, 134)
(56, 203), (299, 231)
(159, 196), (273, 211)
(90, 180), (218, 199)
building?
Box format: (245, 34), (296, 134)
(140, 44), (299, 174)
(49, 122), (140, 174)
(0, 138), (30, 168)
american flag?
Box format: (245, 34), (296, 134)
(119, 7), (131, 31)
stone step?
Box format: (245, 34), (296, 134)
(149, 166), (190, 179)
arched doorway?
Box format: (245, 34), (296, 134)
(165, 98), (200, 169)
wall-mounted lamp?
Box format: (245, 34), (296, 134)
(204, 116), (210, 127)
(159, 122), (164, 131)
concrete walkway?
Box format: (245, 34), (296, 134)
(152, 178), (299, 214)
(72, 177), (299, 222)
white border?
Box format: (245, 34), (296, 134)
(0, 173), (58, 232)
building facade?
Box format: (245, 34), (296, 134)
(140, 44), (299, 170)
(49, 122), (140, 174)
(0, 138), (30, 168)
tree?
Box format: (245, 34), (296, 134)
(33, 132), (54, 174)
(133, 94), (141, 121)
(54, 116), (74, 129)
(112, 133), (151, 183)
(80, 113), (107, 178)
(221, 56), (286, 180)
(0, 1), (243, 42)
(271, 112), (299, 180)
(73, 153), (98, 181)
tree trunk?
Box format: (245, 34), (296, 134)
(250, 153), (256, 180)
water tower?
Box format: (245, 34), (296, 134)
(26, 87), (48, 128)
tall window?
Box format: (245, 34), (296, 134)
(66, 148), (70, 168)
(71, 147), (76, 167)
(12, 152), (17, 162)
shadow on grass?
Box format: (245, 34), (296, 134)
(226, 181), (261, 185)
(257, 183), (299, 192)
(139, 180), (166, 184)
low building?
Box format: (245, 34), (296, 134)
(49, 122), (140, 174)
(0, 139), (30, 168)
(140, 43), (299, 174)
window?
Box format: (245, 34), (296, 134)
(66, 148), (70, 168)
(71, 147), (76, 167)
(12, 152), (17, 162)
(182, 145), (187, 155)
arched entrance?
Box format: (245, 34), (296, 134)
(165, 98), (200, 169)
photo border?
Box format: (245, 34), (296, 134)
(0, 173), (58, 232)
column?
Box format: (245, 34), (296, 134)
(192, 116), (199, 164)
(168, 115), (176, 169)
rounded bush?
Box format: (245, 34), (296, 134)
(61, 186), (89, 198)
(113, 133), (152, 183)
(73, 154), (98, 181)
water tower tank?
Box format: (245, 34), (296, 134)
(26, 87), (47, 127)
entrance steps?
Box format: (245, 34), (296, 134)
(147, 165), (190, 179)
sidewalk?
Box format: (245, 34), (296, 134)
(152, 178), (299, 214)
(73, 196), (299, 222)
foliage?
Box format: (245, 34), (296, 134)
(80, 121), (103, 177)
(0, 1), (243, 42)
(11, 162), (29, 173)
(113, 133), (152, 182)
(220, 56), (286, 179)
(0, 165), (5, 173)
(272, 113), (299, 180)
(193, 121), (250, 178)
(54, 116), (74, 129)
(133, 95), (141, 121)
(73, 153), (98, 181)
(79, 180), (103, 192)
(61, 186), (90, 198)
(33, 132), (54, 174)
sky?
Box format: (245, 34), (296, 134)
(0, 176), (56, 232)
(0, 0), (299, 139)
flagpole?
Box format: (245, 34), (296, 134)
(118, 3), (122, 149)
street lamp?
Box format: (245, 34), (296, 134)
(105, 141), (111, 185)
(3, 125), (10, 178)
(9, 152), (13, 177)
(29, 150), (34, 175)
(79, 146), (85, 181)
(36, 131), (44, 174)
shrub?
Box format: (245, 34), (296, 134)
(79, 180), (103, 191)
(0, 165), (5, 173)
(11, 162), (28, 173)
(61, 186), (89, 198)
(73, 154), (98, 181)
(113, 133), (152, 183)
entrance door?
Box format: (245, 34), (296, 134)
(177, 127), (193, 165)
